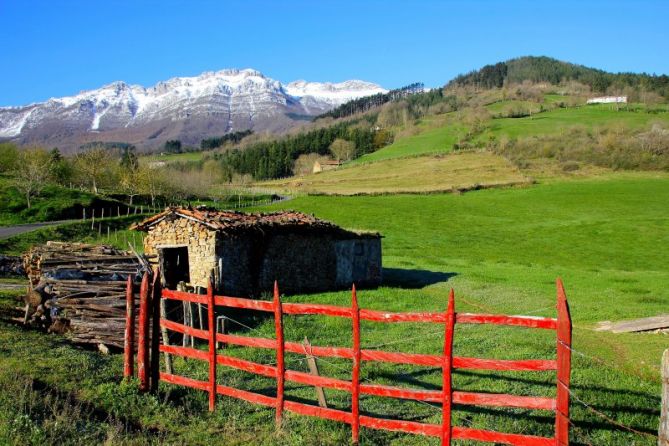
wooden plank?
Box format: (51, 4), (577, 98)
(285, 400), (352, 425)
(160, 344), (208, 361)
(453, 426), (554, 446)
(273, 282), (285, 427)
(361, 309), (444, 323)
(162, 289), (207, 304)
(454, 357), (557, 372)
(207, 277), (216, 412)
(351, 285), (361, 443)
(160, 372), (209, 391)
(283, 302), (352, 318)
(216, 383), (276, 407)
(555, 278), (572, 446)
(659, 349), (669, 445)
(123, 276), (134, 379)
(137, 273), (150, 392)
(303, 337), (328, 408)
(216, 294), (274, 312)
(217, 354), (276, 378)
(456, 313), (558, 330)
(159, 299), (173, 374)
(453, 391), (556, 411)
(442, 289), (455, 445)
(150, 271), (161, 392)
(359, 415), (441, 437)
(596, 315), (669, 333)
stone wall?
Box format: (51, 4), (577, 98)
(142, 217), (382, 295)
(258, 233), (338, 294)
(216, 234), (254, 296)
(143, 217), (218, 288)
(334, 238), (382, 288)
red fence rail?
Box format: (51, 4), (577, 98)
(124, 272), (572, 446)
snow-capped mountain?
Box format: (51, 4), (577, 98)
(0, 69), (386, 152)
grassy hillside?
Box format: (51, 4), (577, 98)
(262, 151), (530, 195)
(0, 177), (127, 225)
(0, 174), (665, 445)
(486, 104), (669, 139)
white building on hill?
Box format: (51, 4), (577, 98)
(587, 96), (627, 104)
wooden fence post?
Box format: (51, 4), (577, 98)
(659, 349), (669, 445)
(137, 273), (151, 392)
(150, 269), (162, 392)
(441, 289), (455, 446)
(123, 276), (134, 379)
(273, 281), (285, 427)
(555, 278), (572, 446)
(208, 276), (217, 412)
(351, 284), (361, 444)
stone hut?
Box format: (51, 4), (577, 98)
(312, 160), (342, 173)
(132, 207), (382, 295)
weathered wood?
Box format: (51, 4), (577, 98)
(303, 337), (328, 409)
(596, 315), (669, 333)
(160, 298), (173, 374)
(207, 277), (216, 412)
(555, 278), (572, 446)
(22, 242), (143, 347)
(150, 271), (162, 392)
(123, 276), (134, 379)
(660, 349), (669, 445)
(273, 281), (285, 427)
(442, 289), (455, 445)
(137, 273), (150, 392)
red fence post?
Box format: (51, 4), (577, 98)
(273, 281), (285, 427)
(137, 272), (151, 392)
(555, 278), (572, 446)
(123, 276), (134, 379)
(351, 284), (361, 444)
(441, 289), (455, 446)
(208, 275), (217, 412)
(150, 269), (162, 392)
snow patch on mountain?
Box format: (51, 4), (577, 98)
(0, 68), (386, 150)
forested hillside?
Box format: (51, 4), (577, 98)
(448, 56), (669, 98)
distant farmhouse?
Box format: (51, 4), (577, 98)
(313, 160), (342, 174)
(587, 96), (627, 104)
(133, 207), (382, 295)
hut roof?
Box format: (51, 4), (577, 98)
(131, 207), (379, 237)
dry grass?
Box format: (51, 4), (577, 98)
(259, 151), (531, 195)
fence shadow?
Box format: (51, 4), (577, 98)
(382, 268), (457, 289)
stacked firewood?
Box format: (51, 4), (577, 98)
(22, 241), (149, 349)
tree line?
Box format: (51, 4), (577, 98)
(315, 83), (425, 120)
(448, 56), (669, 97)
(213, 120), (385, 180)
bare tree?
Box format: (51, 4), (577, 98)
(74, 146), (116, 194)
(14, 148), (53, 208)
(329, 138), (355, 161)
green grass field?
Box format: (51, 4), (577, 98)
(0, 173), (666, 445)
(353, 117), (465, 163)
(485, 104), (669, 140)
(262, 151), (530, 195)
(140, 151), (208, 165)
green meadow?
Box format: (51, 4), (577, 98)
(1, 172), (666, 445)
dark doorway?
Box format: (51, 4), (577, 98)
(160, 247), (190, 290)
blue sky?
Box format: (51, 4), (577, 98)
(1, 0), (667, 106)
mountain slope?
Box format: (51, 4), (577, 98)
(0, 69), (386, 153)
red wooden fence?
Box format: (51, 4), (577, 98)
(124, 273), (572, 446)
